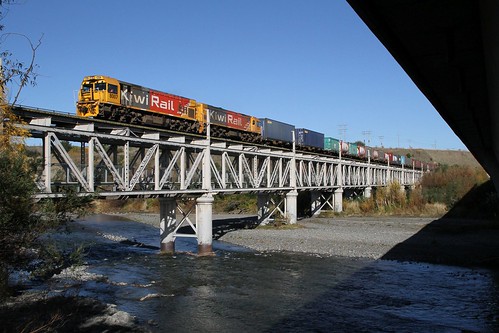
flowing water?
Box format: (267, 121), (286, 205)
(45, 215), (499, 332)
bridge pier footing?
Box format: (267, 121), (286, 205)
(196, 194), (215, 256)
(159, 197), (177, 254)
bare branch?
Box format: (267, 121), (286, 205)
(1, 32), (42, 105)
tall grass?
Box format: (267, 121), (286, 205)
(342, 165), (489, 217)
(421, 165), (488, 207)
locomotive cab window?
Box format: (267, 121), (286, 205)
(108, 84), (118, 94)
(95, 83), (106, 91)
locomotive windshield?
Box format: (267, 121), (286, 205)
(82, 84), (92, 93)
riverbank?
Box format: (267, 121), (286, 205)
(125, 213), (499, 268)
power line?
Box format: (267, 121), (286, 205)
(378, 135), (384, 148)
(362, 130), (371, 145)
(338, 124), (347, 142)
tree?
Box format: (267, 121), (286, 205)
(0, 0), (41, 150)
(0, 1), (92, 298)
(354, 140), (365, 147)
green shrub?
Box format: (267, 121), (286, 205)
(0, 149), (92, 299)
(421, 165), (488, 207)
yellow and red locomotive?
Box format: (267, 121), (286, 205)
(76, 75), (261, 142)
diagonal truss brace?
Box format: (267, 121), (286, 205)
(129, 144), (158, 190)
(93, 138), (126, 190)
(49, 133), (91, 192)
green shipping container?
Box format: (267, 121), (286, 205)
(348, 142), (358, 156)
(324, 137), (340, 152)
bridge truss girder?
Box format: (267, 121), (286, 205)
(22, 118), (423, 198)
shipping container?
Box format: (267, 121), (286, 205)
(324, 137), (340, 152)
(400, 155), (406, 166)
(261, 118), (295, 142)
(348, 142), (358, 157)
(295, 128), (324, 149)
(372, 150), (379, 160)
(340, 141), (349, 153)
(357, 146), (366, 157)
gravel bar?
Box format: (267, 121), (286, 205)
(219, 217), (433, 259)
(123, 213), (434, 259)
(120, 213), (499, 267)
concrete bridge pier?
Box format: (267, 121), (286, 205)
(257, 193), (271, 225)
(196, 194), (215, 256)
(285, 190), (298, 224)
(364, 186), (372, 199)
(159, 197), (177, 254)
(333, 188), (343, 213)
(310, 191), (322, 216)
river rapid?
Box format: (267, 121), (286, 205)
(44, 214), (499, 332)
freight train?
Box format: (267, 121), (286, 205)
(76, 75), (426, 169)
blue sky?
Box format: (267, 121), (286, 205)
(2, 0), (466, 150)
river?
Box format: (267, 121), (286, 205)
(44, 214), (499, 332)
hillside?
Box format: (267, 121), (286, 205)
(382, 148), (482, 169)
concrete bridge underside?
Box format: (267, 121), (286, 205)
(348, 0), (499, 191)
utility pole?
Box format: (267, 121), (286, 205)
(338, 124), (347, 142)
(362, 130), (371, 145)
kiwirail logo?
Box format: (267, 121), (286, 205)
(121, 88), (149, 108)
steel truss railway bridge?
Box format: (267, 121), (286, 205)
(14, 106), (423, 255)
